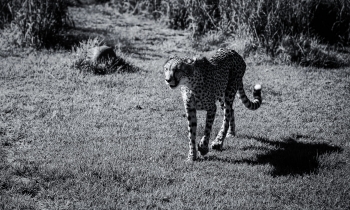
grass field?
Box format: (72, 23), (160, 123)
(1, 4), (350, 209)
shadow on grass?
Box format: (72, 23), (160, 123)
(205, 135), (343, 176)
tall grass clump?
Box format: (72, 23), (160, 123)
(108, 0), (162, 17)
(276, 35), (346, 68)
(1, 0), (74, 49)
(189, 0), (349, 48)
(113, 0), (350, 44)
(111, 0), (350, 67)
(243, 0), (350, 56)
(161, 0), (229, 35)
(109, 0), (225, 33)
(0, 0), (20, 29)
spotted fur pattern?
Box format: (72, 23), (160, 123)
(164, 48), (262, 161)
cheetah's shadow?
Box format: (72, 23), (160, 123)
(203, 135), (343, 176)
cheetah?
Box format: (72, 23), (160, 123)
(163, 48), (262, 161)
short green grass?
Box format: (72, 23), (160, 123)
(1, 4), (349, 210)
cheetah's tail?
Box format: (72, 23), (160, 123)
(237, 83), (262, 110)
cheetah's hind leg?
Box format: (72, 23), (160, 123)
(211, 94), (234, 151)
(198, 107), (217, 156)
(227, 108), (236, 137)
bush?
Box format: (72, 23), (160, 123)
(1, 0), (74, 49)
(0, 0), (21, 29)
(245, 0), (313, 56)
(246, 0), (350, 56)
(0, 0), (12, 28)
(112, 0), (350, 59)
(310, 0), (350, 44)
(277, 36), (346, 69)
(164, 0), (225, 35)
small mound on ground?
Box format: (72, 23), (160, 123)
(73, 45), (138, 74)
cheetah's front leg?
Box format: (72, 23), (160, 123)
(185, 108), (197, 161)
(198, 107), (216, 156)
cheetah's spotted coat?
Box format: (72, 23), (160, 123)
(164, 48), (262, 161)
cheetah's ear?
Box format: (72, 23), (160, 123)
(170, 55), (178, 60)
(164, 56), (176, 66)
(185, 58), (195, 64)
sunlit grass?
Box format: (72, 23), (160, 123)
(1, 5), (349, 210)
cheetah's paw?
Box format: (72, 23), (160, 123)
(211, 140), (223, 151)
(198, 143), (209, 156)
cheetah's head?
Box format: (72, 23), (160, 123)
(163, 57), (195, 89)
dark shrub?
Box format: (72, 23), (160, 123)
(130, 0), (350, 55)
(0, 0), (21, 29)
(4, 0), (74, 48)
(309, 0), (350, 44)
